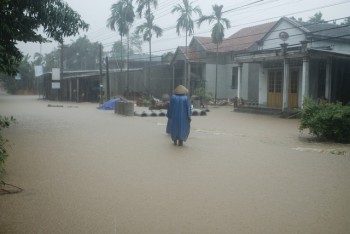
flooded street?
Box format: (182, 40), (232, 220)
(0, 94), (349, 234)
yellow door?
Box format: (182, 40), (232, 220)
(267, 70), (282, 108)
(288, 70), (299, 108)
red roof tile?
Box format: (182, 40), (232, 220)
(179, 46), (203, 62)
(194, 21), (277, 53)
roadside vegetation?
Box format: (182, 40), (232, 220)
(300, 97), (350, 143)
(0, 116), (16, 177)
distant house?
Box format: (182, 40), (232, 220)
(170, 21), (276, 99)
(233, 17), (350, 111)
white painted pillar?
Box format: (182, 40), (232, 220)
(237, 63), (242, 98)
(301, 57), (309, 107)
(282, 59), (289, 111)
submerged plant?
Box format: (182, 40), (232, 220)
(0, 115), (16, 176)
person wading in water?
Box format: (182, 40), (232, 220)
(166, 85), (192, 146)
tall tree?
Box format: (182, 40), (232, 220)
(340, 17), (350, 26)
(107, 0), (135, 69)
(135, 0), (162, 95)
(308, 12), (326, 24)
(0, 0), (88, 75)
(171, 0), (202, 91)
(43, 49), (60, 73)
(135, 0), (158, 17)
(111, 33), (143, 59)
(65, 36), (100, 71)
(0, 55), (34, 94)
(129, 32), (143, 54)
(33, 53), (44, 66)
(107, 0), (135, 89)
(198, 4), (231, 104)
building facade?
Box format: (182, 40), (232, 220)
(234, 17), (350, 111)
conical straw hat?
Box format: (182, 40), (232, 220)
(174, 85), (188, 94)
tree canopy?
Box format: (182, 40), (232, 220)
(340, 17), (350, 26)
(198, 4), (231, 45)
(0, 0), (89, 75)
(308, 12), (327, 24)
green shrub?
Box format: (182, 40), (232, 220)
(193, 87), (212, 103)
(299, 97), (350, 143)
(0, 115), (16, 176)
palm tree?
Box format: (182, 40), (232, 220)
(107, 0), (135, 75)
(135, 0), (158, 18)
(198, 4), (230, 104)
(171, 0), (201, 91)
(135, 0), (162, 95)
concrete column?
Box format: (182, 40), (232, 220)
(76, 78), (79, 102)
(69, 79), (72, 101)
(282, 59), (289, 111)
(325, 58), (332, 100)
(237, 63), (242, 98)
(258, 63), (265, 105)
(301, 57), (309, 107)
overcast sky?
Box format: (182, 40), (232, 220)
(18, 0), (350, 58)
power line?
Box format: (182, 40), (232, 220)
(115, 18), (350, 64)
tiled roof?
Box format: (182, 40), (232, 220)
(194, 21), (277, 53)
(228, 21), (277, 50)
(179, 46), (203, 62)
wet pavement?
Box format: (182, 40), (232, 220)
(0, 94), (349, 234)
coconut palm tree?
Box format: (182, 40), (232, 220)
(171, 0), (201, 91)
(198, 4), (230, 104)
(107, 0), (135, 73)
(135, 0), (158, 18)
(135, 0), (163, 92)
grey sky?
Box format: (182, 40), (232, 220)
(18, 0), (350, 58)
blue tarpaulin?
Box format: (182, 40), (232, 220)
(97, 97), (124, 110)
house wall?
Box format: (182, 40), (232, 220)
(206, 52), (231, 64)
(308, 60), (321, 100)
(260, 21), (306, 50)
(247, 63), (260, 102)
(205, 64), (235, 99)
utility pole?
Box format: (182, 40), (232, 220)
(106, 56), (110, 100)
(99, 43), (103, 105)
(59, 42), (64, 101)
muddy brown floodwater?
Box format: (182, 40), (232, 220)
(0, 93), (349, 234)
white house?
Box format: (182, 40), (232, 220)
(170, 21), (276, 100)
(233, 17), (350, 111)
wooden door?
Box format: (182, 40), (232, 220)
(288, 70), (299, 108)
(267, 70), (283, 107)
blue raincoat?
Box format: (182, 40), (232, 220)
(166, 94), (192, 141)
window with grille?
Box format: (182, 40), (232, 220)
(269, 70), (283, 93)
